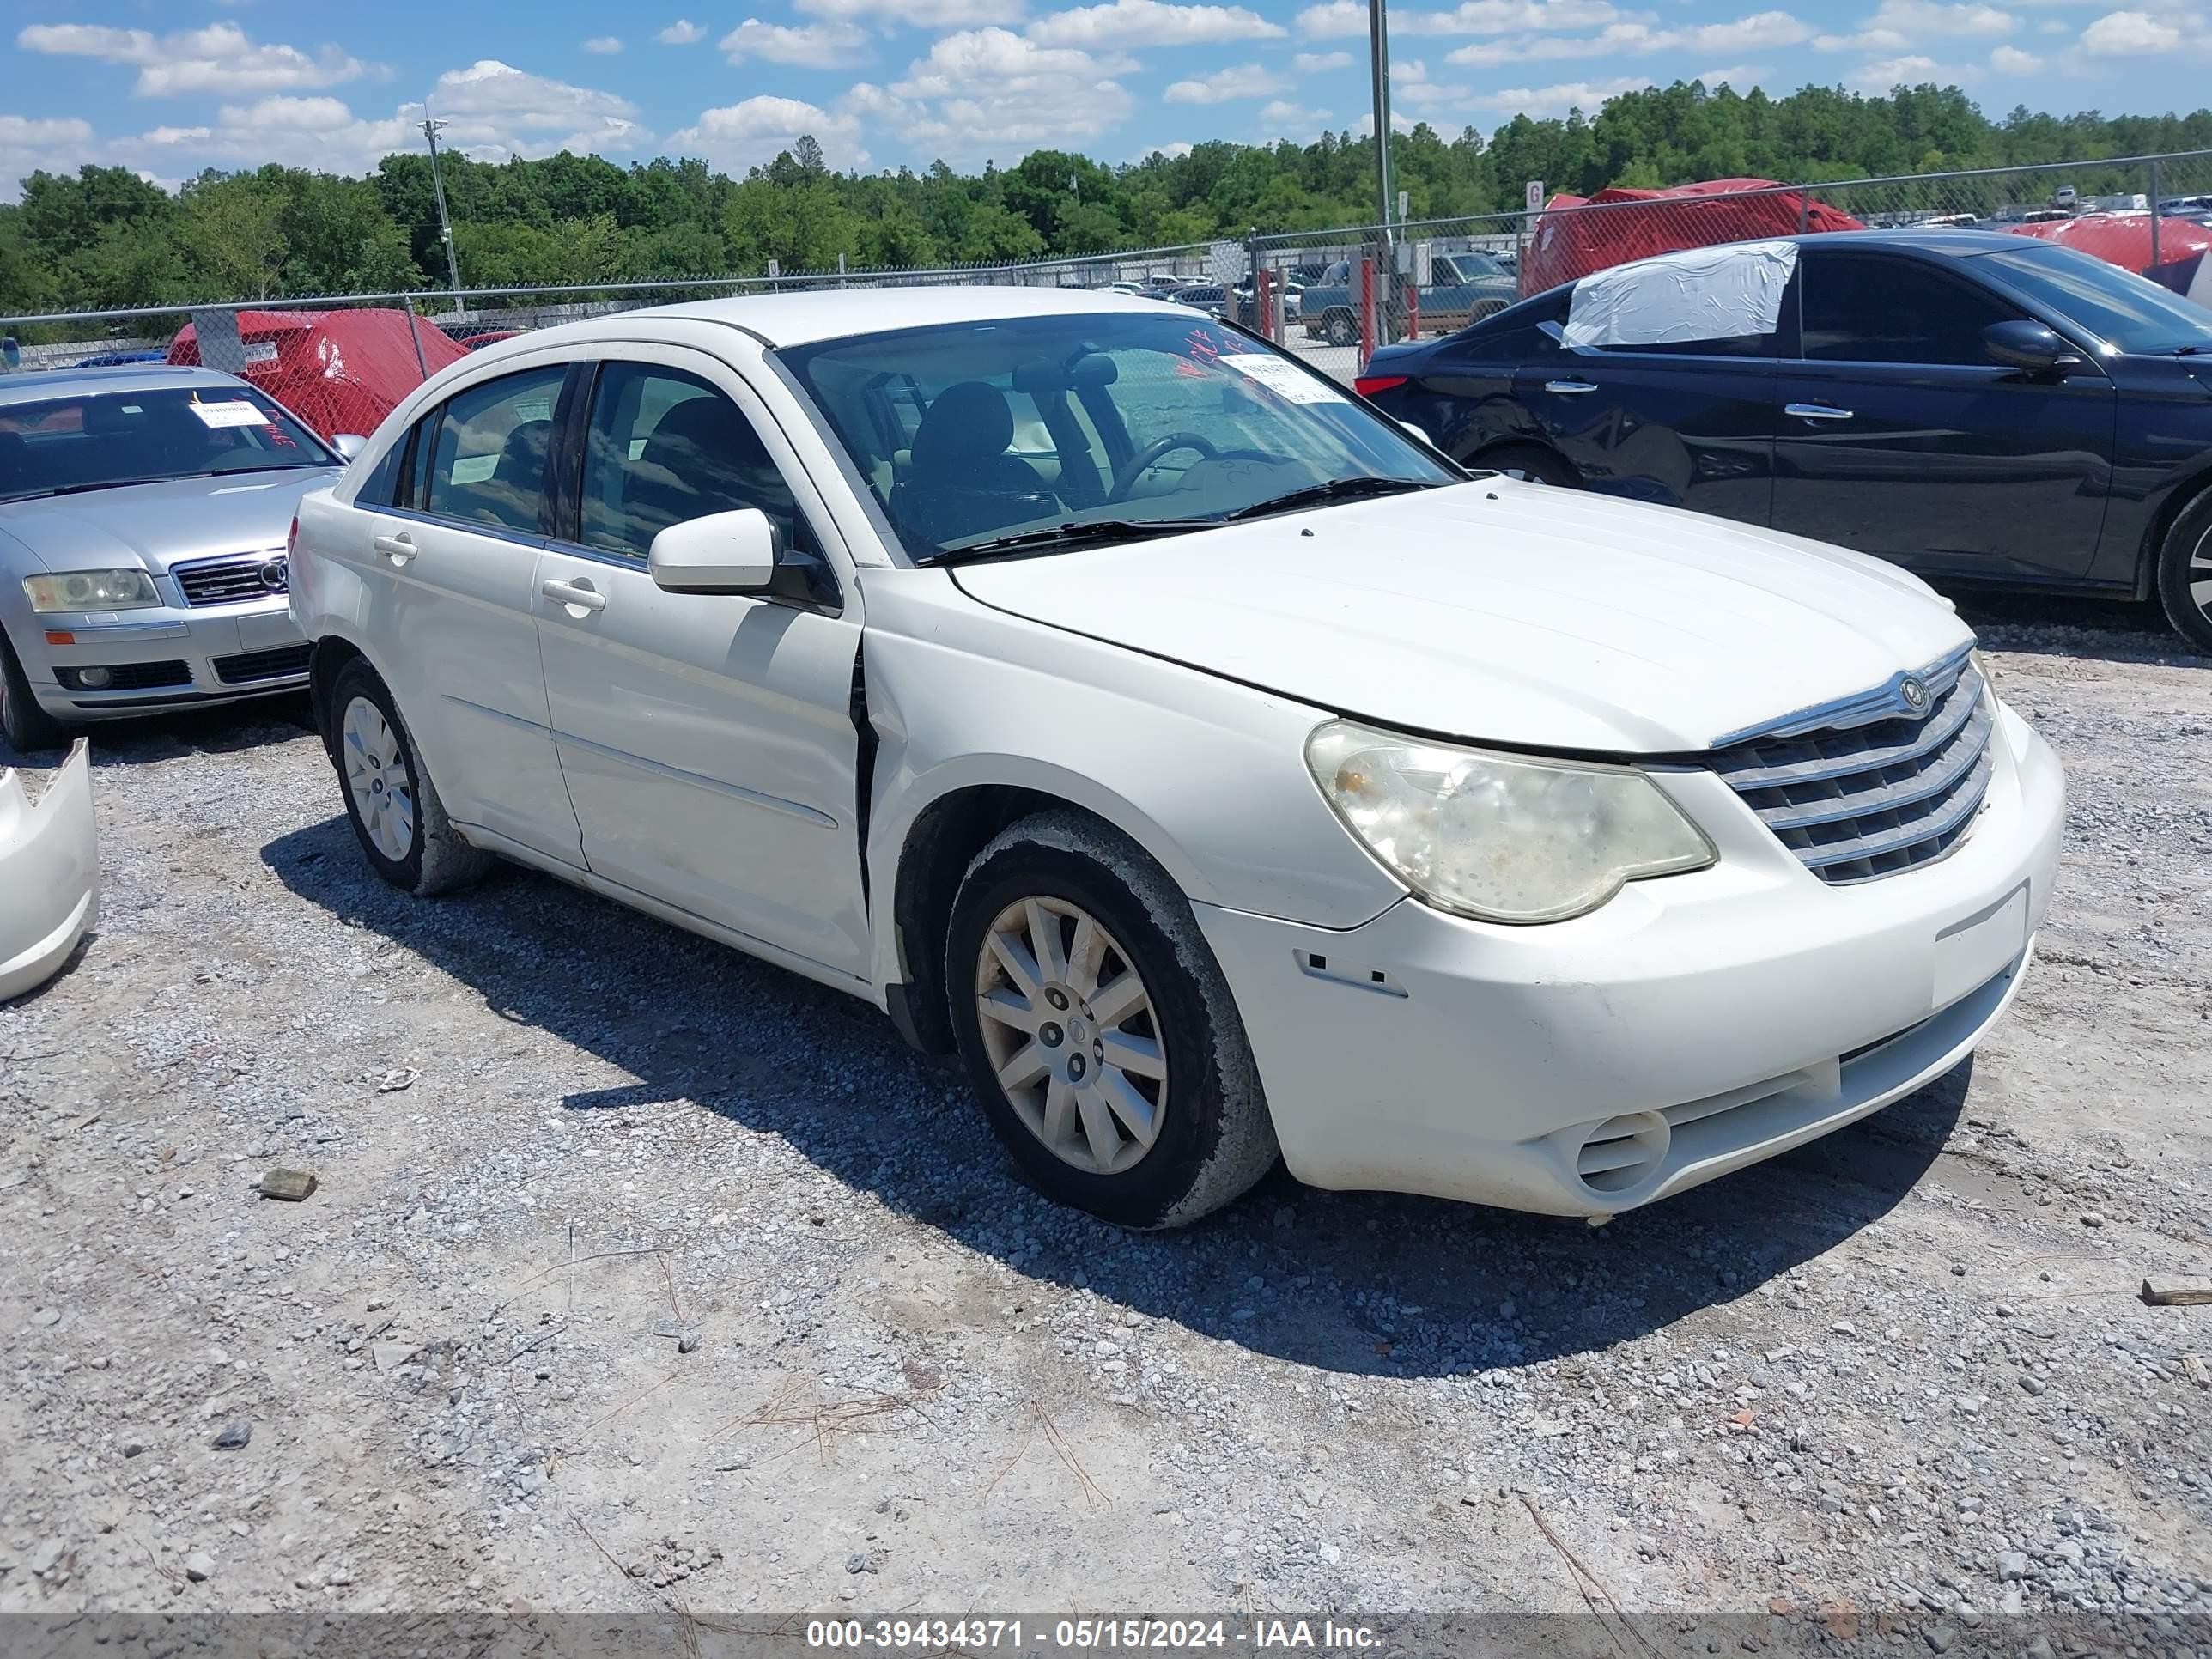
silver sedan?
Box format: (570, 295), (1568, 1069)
(0, 364), (353, 750)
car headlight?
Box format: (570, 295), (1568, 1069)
(1305, 720), (1716, 923)
(23, 568), (161, 612)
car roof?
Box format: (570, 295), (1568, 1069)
(0, 363), (252, 404)
(629, 283), (1172, 349)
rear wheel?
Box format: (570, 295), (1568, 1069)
(946, 811), (1278, 1229)
(0, 633), (66, 754)
(2154, 488), (2212, 655)
(1322, 309), (1358, 349)
(1480, 444), (1578, 489)
(325, 659), (492, 896)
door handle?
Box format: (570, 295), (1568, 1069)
(540, 578), (607, 614)
(371, 531), (416, 563)
(1785, 403), (1855, 422)
(1544, 380), (1600, 394)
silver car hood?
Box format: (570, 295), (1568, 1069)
(0, 469), (340, 574)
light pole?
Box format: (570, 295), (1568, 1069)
(1368, 0), (1395, 233)
(419, 114), (465, 310)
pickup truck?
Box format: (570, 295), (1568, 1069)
(1300, 250), (1518, 346)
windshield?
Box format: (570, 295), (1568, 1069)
(0, 385), (336, 503)
(1977, 243), (2212, 356)
(778, 311), (1457, 561)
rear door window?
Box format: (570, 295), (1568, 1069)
(419, 365), (566, 533)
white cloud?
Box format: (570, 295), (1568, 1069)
(1851, 51), (1966, 84)
(655, 19), (708, 43)
(1136, 139), (1195, 159)
(1990, 41), (2045, 65)
(1298, 0), (1621, 37)
(1351, 109), (1419, 135)
(856, 27), (1135, 158)
(425, 60), (647, 159)
(1817, 0), (2016, 46)
(1165, 62), (1292, 101)
(1295, 48), (1355, 68)
(583, 36), (624, 53)
(1448, 10), (1812, 64)
(669, 95), (866, 169)
(720, 19), (872, 65)
(1462, 74), (1653, 112)
(1028, 0), (1285, 46)
(16, 20), (374, 96)
(0, 113), (97, 202)
(800, 0), (1029, 22)
(2080, 7), (2186, 48)
(1259, 99), (1335, 137)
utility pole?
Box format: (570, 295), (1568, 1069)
(420, 114), (465, 311)
(1368, 0), (1395, 233)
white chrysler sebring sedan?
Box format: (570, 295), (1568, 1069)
(289, 288), (2064, 1229)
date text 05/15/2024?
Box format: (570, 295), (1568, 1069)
(803, 1620), (1384, 1650)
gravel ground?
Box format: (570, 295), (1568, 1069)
(2, 592), (2209, 1640)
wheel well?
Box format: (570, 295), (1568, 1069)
(2139, 470), (2212, 600)
(307, 637), (365, 757)
(887, 784), (1072, 1054)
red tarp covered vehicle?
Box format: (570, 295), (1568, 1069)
(1522, 179), (1865, 295)
(2008, 211), (2212, 307)
(167, 309), (465, 441)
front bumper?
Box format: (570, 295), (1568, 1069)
(1195, 702), (2066, 1217)
(1, 738), (98, 1000)
(11, 595), (307, 720)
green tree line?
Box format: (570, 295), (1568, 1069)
(5, 78), (2212, 320)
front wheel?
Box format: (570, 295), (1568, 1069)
(1322, 309), (1358, 349)
(2155, 488), (2212, 654)
(946, 811), (1279, 1229)
(325, 659), (492, 896)
(0, 633), (67, 753)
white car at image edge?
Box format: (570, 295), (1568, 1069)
(288, 286), (2064, 1229)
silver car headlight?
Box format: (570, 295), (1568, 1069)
(1305, 720), (1716, 924)
(23, 569), (160, 612)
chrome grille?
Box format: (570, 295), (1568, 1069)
(173, 553), (286, 607)
(1710, 650), (1996, 885)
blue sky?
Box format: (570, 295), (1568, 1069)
(2, 0), (2205, 195)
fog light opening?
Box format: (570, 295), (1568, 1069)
(1575, 1110), (1670, 1195)
(76, 666), (113, 689)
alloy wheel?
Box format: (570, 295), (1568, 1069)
(2190, 523), (2212, 624)
(973, 895), (1169, 1176)
(341, 696), (416, 863)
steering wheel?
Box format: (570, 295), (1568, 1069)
(1109, 431), (1218, 502)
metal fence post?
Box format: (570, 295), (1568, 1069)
(2149, 159), (2162, 270)
(1406, 281), (1419, 343)
(1358, 257), (1376, 368)
(404, 308), (429, 381)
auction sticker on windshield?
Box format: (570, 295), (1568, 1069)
(1219, 353), (1342, 404)
(190, 401), (268, 428)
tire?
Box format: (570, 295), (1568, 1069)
(2154, 487), (2212, 654)
(0, 632), (67, 754)
(325, 658), (492, 896)
(1480, 444), (1579, 489)
(946, 810), (1279, 1230)
(1322, 309), (1358, 349)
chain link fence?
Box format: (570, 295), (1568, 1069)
(8, 150), (2212, 434)
(1251, 145), (2212, 384)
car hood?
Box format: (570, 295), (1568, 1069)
(0, 469), (339, 574)
(949, 481), (1973, 754)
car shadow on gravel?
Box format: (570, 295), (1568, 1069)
(266, 812), (1971, 1380)
(1956, 591), (2209, 667)
(0, 694), (313, 772)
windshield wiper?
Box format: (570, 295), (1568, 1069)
(36, 473), (216, 498)
(933, 518), (1216, 562)
(1218, 476), (1435, 521)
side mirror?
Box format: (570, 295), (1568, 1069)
(1983, 319), (2085, 376)
(648, 507), (781, 595)
(331, 433), (368, 460)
